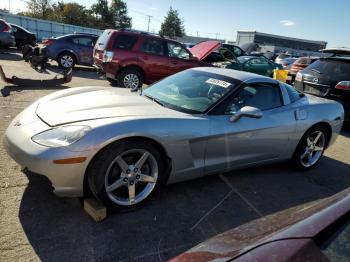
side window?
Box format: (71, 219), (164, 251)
(140, 39), (165, 56)
(284, 84), (301, 103)
(12, 26), (17, 33)
(225, 84), (282, 114)
(72, 37), (94, 47)
(233, 47), (244, 57)
(249, 57), (268, 65)
(167, 42), (190, 60)
(112, 35), (138, 50)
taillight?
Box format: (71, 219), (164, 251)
(335, 81), (350, 90)
(2, 23), (11, 32)
(295, 72), (303, 82)
(102, 50), (114, 62)
(42, 39), (54, 45)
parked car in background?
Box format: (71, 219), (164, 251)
(294, 48), (350, 121)
(0, 19), (15, 48)
(94, 29), (220, 89)
(275, 53), (292, 64)
(4, 68), (344, 209)
(229, 55), (282, 76)
(94, 29), (277, 89)
(280, 57), (298, 69)
(289, 56), (319, 79)
(170, 188), (350, 262)
(222, 43), (245, 57)
(10, 23), (36, 49)
(42, 33), (99, 68)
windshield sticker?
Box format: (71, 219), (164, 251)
(205, 78), (231, 88)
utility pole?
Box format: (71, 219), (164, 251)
(147, 15), (153, 32)
(215, 33), (220, 40)
(8, 0), (10, 12)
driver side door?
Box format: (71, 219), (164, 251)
(204, 82), (296, 174)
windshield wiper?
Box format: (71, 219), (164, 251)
(143, 94), (165, 107)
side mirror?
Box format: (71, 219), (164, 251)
(230, 106), (262, 122)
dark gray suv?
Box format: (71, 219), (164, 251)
(0, 19), (15, 48)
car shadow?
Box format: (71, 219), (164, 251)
(18, 155), (350, 261)
(47, 64), (104, 81)
(0, 51), (23, 61)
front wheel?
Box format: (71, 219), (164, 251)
(87, 141), (165, 210)
(292, 126), (327, 170)
(117, 69), (143, 91)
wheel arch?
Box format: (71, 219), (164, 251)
(83, 136), (172, 196)
(56, 50), (78, 63)
(117, 64), (146, 81)
(298, 121), (333, 149)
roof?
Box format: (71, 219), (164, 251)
(237, 30), (327, 45)
(191, 67), (275, 83)
(321, 47), (350, 56)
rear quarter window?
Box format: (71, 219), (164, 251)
(284, 84), (301, 103)
(96, 30), (112, 49)
(112, 35), (138, 50)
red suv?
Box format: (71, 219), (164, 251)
(93, 29), (220, 90)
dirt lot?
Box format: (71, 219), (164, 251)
(1, 50), (350, 262)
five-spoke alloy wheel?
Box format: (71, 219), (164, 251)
(87, 141), (165, 209)
(292, 126), (327, 170)
(105, 149), (158, 206)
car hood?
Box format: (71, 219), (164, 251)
(35, 87), (184, 126)
(170, 188), (350, 262)
(239, 42), (259, 54)
(189, 41), (222, 61)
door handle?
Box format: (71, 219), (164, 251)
(171, 60), (178, 65)
(142, 56), (149, 60)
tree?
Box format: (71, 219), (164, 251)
(25, 0), (52, 19)
(110, 0), (131, 29)
(91, 0), (113, 29)
(159, 7), (185, 38)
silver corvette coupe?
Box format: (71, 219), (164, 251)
(4, 68), (344, 209)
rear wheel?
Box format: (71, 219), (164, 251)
(87, 141), (165, 210)
(292, 126), (327, 170)
(117, 68), (143, 91)
(58, 52), (76, 69)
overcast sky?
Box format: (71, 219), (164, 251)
(1, 0), (349, 47)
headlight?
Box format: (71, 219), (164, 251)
(32, 125), (91, 147)
(296, 72), (303, 82)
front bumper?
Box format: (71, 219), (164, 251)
(3, 107), (91, 197)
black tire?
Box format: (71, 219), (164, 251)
(291, 126), (328, 170)
(87, 140), (166, 210)
(57, 52), (76, 69)
(117, 68), (143, 90)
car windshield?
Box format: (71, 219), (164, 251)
(237, 56), (252, 63)
(143, 70), (241, 113)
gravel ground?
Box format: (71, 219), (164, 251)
(1, 50), (350, 262)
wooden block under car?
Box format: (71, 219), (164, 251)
(84, 198), (107, 222)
